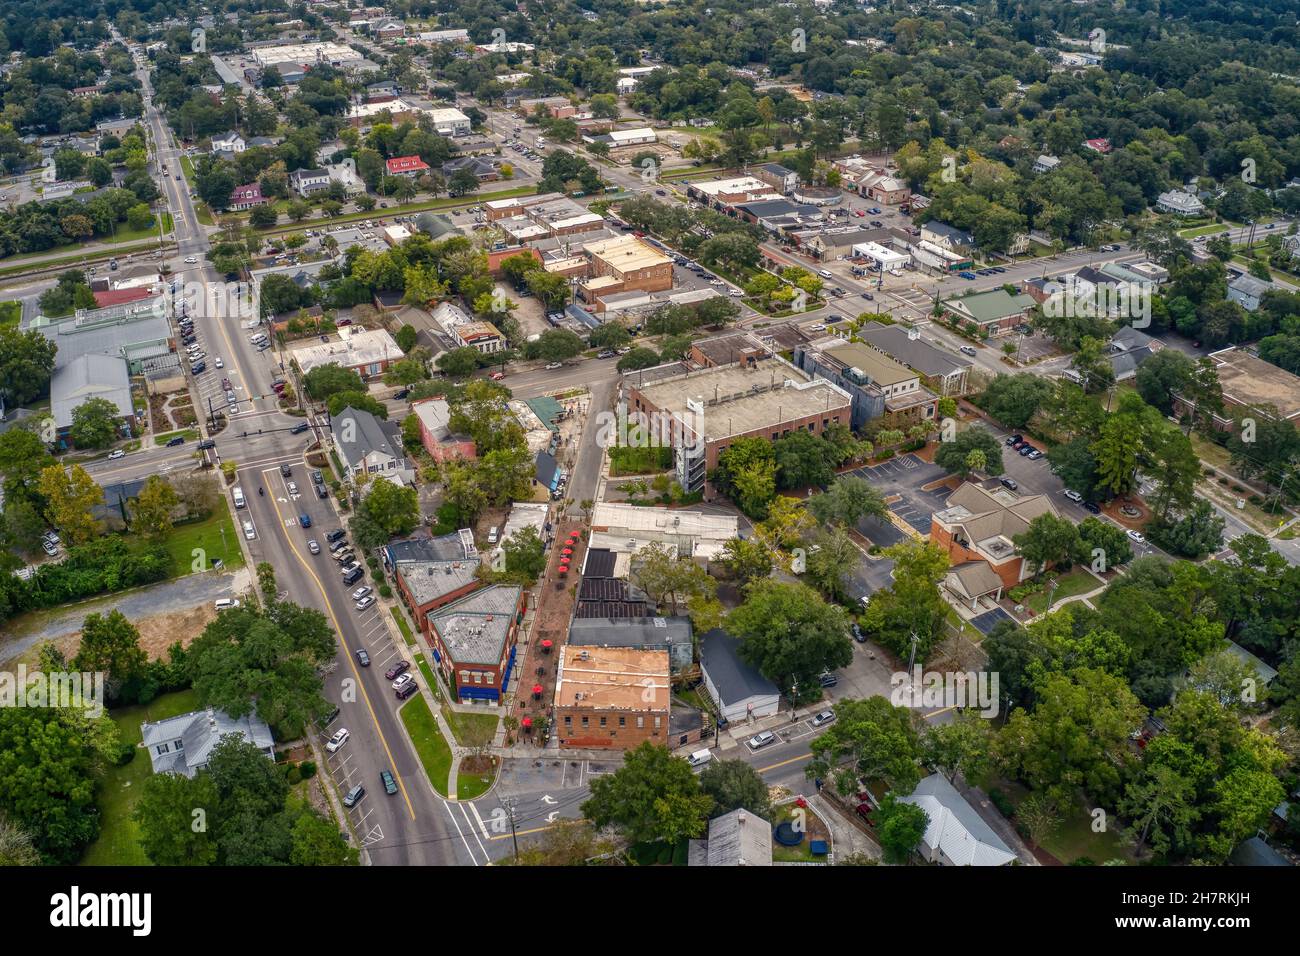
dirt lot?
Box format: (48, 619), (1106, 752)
(42, 604), (217, 665)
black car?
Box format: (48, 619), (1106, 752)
(280, 463), (291, 477)
(393, 388), (409, 400)
(326, 528), (346, 543)
(315, 483), (329, 499)
(191, 362), (205, 374)
(852, 622), (866, 643)
(290, 422), (309, 434)
(197, 439), (216, 450)
(355, 648), (370, 667)
(1000, 477), (1019, 491)
(396, 682), (418, 700)
(165, 436), (185, 447)
(385, 660), (411, 681)
(1006, 434), (1022, 446)
(311, 470), (323, 484)
(1083, 501), (1102, 515)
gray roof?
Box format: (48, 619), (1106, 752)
(698, 808), (772, 866)
(859, 321), (970, 378)
(1228, 273), (1273, 298)
(568, 616), (693, 650)
(140, 708), (274, 778)
(334, 406), (403, 470)
(34, 298), (171, 370)
(924, 221), (975, 245)
(387, 529), (476, 565)
(399, 559), (481, 607)
(1110, 345), (1152, 380)
(428, 585), (522, 665)
(899, 773), (1015, 866)
(50, 353), (133, 429)
(699, 628), (779, 705)
(1230, 836), (1291, 866)
(1110, 325), (1156, 352)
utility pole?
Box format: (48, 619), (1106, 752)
(500, 795), (520, 862)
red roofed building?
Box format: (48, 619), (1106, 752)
(386, 155), (430, 177)
(93, 287), (157, 308)
(229, 183), (267, 210)
(1083, 138), (1112, 154)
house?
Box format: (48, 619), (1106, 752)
(228, 182), (266, 210)
(898, 773), (1017, 866)
(50, 353), (136, 445)
(1108, 324), (1161, 382)
(688, 808), (773, 866)
(385, 530), (483, 635)
(920, 221), (975, 251)
(1173, 346), (1300, 431)
(942, 288), (1037, 337)
(753, 162), (799, 195)
(1227, 273), (1274, 312)
(931, 482), (1061, 605)
(288, 167), (331, 197)
(385, 154), (430, 178)
(332, 405), (414, 487)
(699, 628), (780, 722)
(453, 320), (505, 354)
(410, 398), (477, 462)
(1032, 154), (1060, 174)
(858, 321), (972, 396)
(1155, 189), (1206, 216)
(210, 130), (245, 156)
(140, 708), (275, 778)
(1229, 836), (1292, 867)
(554, 646), (671, 749)
(567, 616), (694, 672)
(1083, 137), (1112, 154)
(441, 156), (499, 182)
(426, 585), (527, 705)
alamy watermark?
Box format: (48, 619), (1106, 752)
(0, 665), (106, 718)
(890, 667), (1000, 717)
(593, 402), (706, 457)
(1042, 276), (1152, 329)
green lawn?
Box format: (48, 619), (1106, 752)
(390, 606), (415, 646)
(996, 779), (1137, 865)
(1177, 223), (1228, 239)
(457, 760), (497, 801)
(156, 505), (245, 577)
(81, 688), (201, 865)
(1026, 568), (1102, 614)
(414, 652), (440, 701)
(398, 694), (451, 797)
(153, 427), (199, 444)
(441, 706), (498, 748)
(0, 299), (19, 329)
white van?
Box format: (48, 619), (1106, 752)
(232, 486), (246, 509)
(686, 749), (713, 768)
(214, 598), (241, 611)
(249, 332), (268, 345)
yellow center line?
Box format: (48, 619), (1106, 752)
(756, 752), (811, 774)
(261, 467), (417, 820)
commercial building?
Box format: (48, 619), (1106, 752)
(1174, 347), (1300, 430)
(857, 321), (972, 396)
(1227, 273), (1275, 312)
(589, 502), (740, 564)
(941, 288), (1037, 337)
(685, 176), (782, 208)
(249, 42), (363, 69)
(567, 616), (694, 672)
(554, 646), (671, 750)
(291, 327), (400, 379)
(385, 530), (482, 635)
(931, 482), (1060, 605)
(417, 29), (470, 43)
(1155, 189), (1206, 216)
(852, 240), (910, 273)
(50, 353), (136, 441)
(580, 127), (657, 148)
(410, 397), (477, 462)
(429, 107), (471, 136)
(624, 356), (852, 494)
(796, 339), (939, 429)
(575, 235), (674, 309)
(348, 99), (417, 128)
(753, 162), (800, 195)
(426, 585), (527, 705)
(385, 154), (430, 177)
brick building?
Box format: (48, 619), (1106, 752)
(385, 530), (483, 632)
(427, 585), (527, 705)
(576, 235), (674, 308)
(554, 646), (671, 750)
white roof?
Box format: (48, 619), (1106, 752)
(899, 774), (1016, 866)
(290, 327), (399, 373)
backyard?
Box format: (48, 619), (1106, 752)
(1023, 567), (1102, 615)
(81, 688), (201, 866)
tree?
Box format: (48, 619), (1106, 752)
(531, 329), (584, 363)
(500, 525), (547, 584)
(135, 771), (220, 865)
(303, 363), (365, 401)
(327, 390), (388, 420)
(72, 610), (148, 704)
(807, 696), (923, 796)
(1153, 500), (1224, 559)
(632, 541), (717, 615)
(351, 478), (420, 547)
(0, 813), (41, 867)
(727, 580), (853, 704)
(876, 794), (929, 864)
(38, 464), (103, 545)
(1077, 517), (1132, 570)
(249, 205), (277, 228)
(804, 526), (860, 602)
(580, 742), (712, 845)
(714, 437), (778, 519)
(718, 536), (774, 589)
(69, 397), (122, 449)
(980, 374), (1054, 429)
(588, 323), (631, 350)
(130, 475), (179, 538)
(616, 347), (661, 373)
(1012, 513), (1085, 577)
(1135, 349), (1193, 416)
(500, 819), (621, 866)
(698, 759), (772, 820)
(395, 324), (418, 353)
(772, 429), (838, 490)
(436, 347), (482, 378)
(934, 426), (1004, 477)
(806, 478), (889, 530)
(290, 811), (358, 866)
(922, 711), (993, 784)
(860, 540), (950, 664)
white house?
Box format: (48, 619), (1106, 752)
(1155, 189), (1206, 216)
(211, 130), (246, 156)
(333, 405), (414, 487)
(899, 773), (1017, 866)
(699, 628), (780, 722)
(289, 167), (331, 197)
(141, 708), (274, 778)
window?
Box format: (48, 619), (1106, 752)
(155, 743), (169, 755)
(599, 717), (606, 727)
(581, 716), (589, 727)
(564, 715), (571, 725)
(174, 739), (184, 750)
(653, 716), (661, 729)
(619, 716), (626, 727)
(636, 716), (644, 728)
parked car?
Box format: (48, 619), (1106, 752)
(326, 528), (347, 543)
(745, 731), (776, 751)
(325, 728), (350, 753)
(1000, 477), (1019, 491)
(342, 784), (365, 807)
(356, 595), (377, 611)
(396, 682), (418, 700)
(1126, 529), (1146, 543)
(385, 660), (411, 681)
(1026, 449), (1043, 461)
(1018, 444), (1035, 456)
(392, 673), (415, 692)
(544, 362), (563, 370)
(1083, 501), (1102, 515)
(852, 622), (866, 643)
(107, 449), (125, 460)
(1006, 434), (1022, 446)
(959, 345), (977, 356)
(280, 463), (292, 477)
(165, 435), (185, 447)
(1063, 490), (1083, 503)
(818, 672), (839, 687)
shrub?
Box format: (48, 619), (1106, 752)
(285, 765), (302, 785)
(298, 760), (317, 779)
(379, 584), (393, 598)
(989, 788), (1015, 818)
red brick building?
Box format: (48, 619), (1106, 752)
(427, 585), (527, 705)
(554, 646), (671, 750)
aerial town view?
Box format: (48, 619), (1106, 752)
(0, 0), (1294, 932)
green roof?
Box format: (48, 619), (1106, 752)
(944, 288), (1035, 323)
(524, 396), (563, 432)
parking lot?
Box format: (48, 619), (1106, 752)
(847, 454), (953, 536)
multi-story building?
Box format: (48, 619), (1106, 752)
(228, 182), (266, 210)
(332, 405), (414, 487)
(792, 338), (938, 429)
(288, 167), (331, 197)
(429, 107), (471, 136)
(290, 327), (401, 379)
(384, 530), (482, 636)
(575, 235), (674, 309)
(623, 356), (852, 495)
(410, 398), (477, 463)
(857, 321), (972, 397)
(554, 646), (671, 750)
(752, 162), (800, 195)
(385, 154), (430, 177)
(426, 585), (527, 705)
(1173, 347), (1300, 431)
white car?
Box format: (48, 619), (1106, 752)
(352, 586), (373, 602)
(544, 362), (563, 370)
(183, 256), (198, 264)
(107, 449), (125, 460)
(1063, 490), (1083, 503)
(286, 481), (299, 496)
(356, 595), (377, 611)
(811, 710), (836, 728)
(325, 728), (350, 753)
(1126, 529), (1146, 543)
(214, 357), (223, 368)
(391, 673), (415, 691)
(817, 269), (834, 279)
(242, 519), (256, 540)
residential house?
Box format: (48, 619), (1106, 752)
(1155, 189), (1206, 216)
(1083, 138), (1112, 154)
(920, 221), (975, 251)
(441, 156), (499, 182)
(931, 482), (1061, 606)
(332, 404), (414, 487)
(410, 398), (476, 463)
(899, 773), (1017, 866)
(289, 327), (401, 379)
(140, 708), (274, 778)
(210, 130), (245, 156)
(1032, 154), (1060, 174)
(385, 154), (430, 178)
(688, 808), (773, 866)
(554, 646), (671, 750)
(699, 628), (780, 722)
(1108, 324), (1161, 382)
(1227, 273), (1274, 312)
(288, 167), (331, 197)
(228, 182), (266, 210)
(753, 162), (800, 195)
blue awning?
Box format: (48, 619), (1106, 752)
(500, 644), (518, 695)
(459, 686), (500, 701)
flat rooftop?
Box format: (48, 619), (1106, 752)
(1211, 348), (1300, 422)
(427, 585), (521, 666)
(824, 340), (916, 387)
(629, 358), (851, 443)
(583, 234), (672, 271)
(555, 645), (670, 712)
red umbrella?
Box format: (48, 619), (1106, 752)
(541, 639), (553, 653)
(559, 556), (570, 565)
(531, 684), (543, 700)
(521, 717), (533, 730)
(557, 565), (568, 574)
(562, 547), (573, 555)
